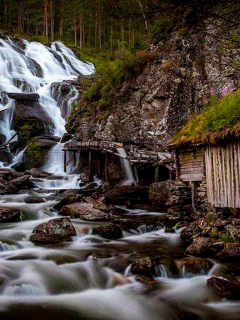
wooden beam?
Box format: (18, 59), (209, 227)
(64, 150), (67, 173)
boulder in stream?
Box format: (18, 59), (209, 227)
(11, 175), (30, 186)
(11, 162), (25, 172)
(61, 202), (112, 221)
(105, 186), (149, 205)
(131, 257), (156, 277)
(0, 207), (21, 223)
(207, 277), (240, 300)
(25, 197), (45, 204)
(30, 217), (76, 244)
(0, 178), (18, 194)
(92, 224), (123, 240)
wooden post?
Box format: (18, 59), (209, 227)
(73, 151), (76, 166)
(64, 150), (67, 173)
(105, 153), (108, 182)
(169, 164), (173, 180)
(175, 148), (180, 181)
(133, 165), (139, 186)
(89, 150), (92, 181)
(155, 166), (160, 183)
(191, 181), (198, 210)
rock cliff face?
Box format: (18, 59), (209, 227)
(69, 27), (239, 146)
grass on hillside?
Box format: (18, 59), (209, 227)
(171, 89), (240, 145)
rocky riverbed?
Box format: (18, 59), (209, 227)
(0, 171), (240, 320)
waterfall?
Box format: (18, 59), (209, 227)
(0, 37), (94, 172)
(116, 148), (136, 186)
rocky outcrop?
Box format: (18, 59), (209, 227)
(7, 93), (40, 102)
(30, 218), (76, 244)
(92, 224), (122, 239)
(0, 207), (21, 223)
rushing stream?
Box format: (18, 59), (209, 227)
(0, 37), (240, 319)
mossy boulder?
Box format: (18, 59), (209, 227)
(24, 138), (46, 169)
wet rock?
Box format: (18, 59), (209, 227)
(180, 221), (202, 244)
(186, 237), (223, 257)
(216, 243), (240, 260)
(62, 189), (80, 196)
(92, 191), (100, 200)
(0, 149), (14, 163)
(34, 138), (59, 149)
(85, 182), (98, 189)
(176, 257), (214, 276)
(136, 275), (156, 284)
(30, 217), (76, 244)
(60, 133), (72, 143)
(0, 207), (21, 223)
(7, 92), (40, 102)
(0, 133), (6, 144)
(131, 257), (156, 277)
(106, 186), (149, 205)
(207, 277), (240, 300)
(92, 224), (123, 239)
(11, 162), (25, 172)
(85, 197), (116, 213)
(54, 194), (83, 211)
(25, 197), (45, 204)
(149, 180), (175, 208)
(30, 168), (50, 178)
(11, 175), (30, 186)
(0, 178), (18, 194)
(61, 202), (112, 221)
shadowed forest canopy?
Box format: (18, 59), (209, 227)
(1, 0), (240, 50)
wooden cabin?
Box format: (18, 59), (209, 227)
(174, 139), (240, 209)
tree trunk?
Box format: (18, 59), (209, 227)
(110, 19), (113, 54)
(50, 0), (54, 41)
(59, 0), (64, 40)
(17, 0), (24, 32)
(43, 0), (48, 38)
(79, 16), (83, 49)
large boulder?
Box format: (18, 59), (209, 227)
(0, 149), (14, 163)
(149, 180), (175, 208)
(11, 162), (25, 172)
(105, 186), (149, 205)
(30, 217), (76, 244)
(11, 175), (30, 187)
(25, 197), (45, 204)
(92, 224), (122, 239)
(12, 95), (54, 144)
(176, 257), (214, 276)
(61, 202), (112, 221)
(131, 257), (156, 277)
(54, 194), (83, 211)
(207, 277), (240, 300)
(7, 93), (40, 102)
(0, 207), (21, 223)
(185, 237), (223, 257)
(216, 243), (240, 260)
(0, 178), (18, 194)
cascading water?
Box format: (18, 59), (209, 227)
(116, 148), (136, 186)
(0, 36), (94, 187)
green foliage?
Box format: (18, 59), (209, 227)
(221, 233), (236, 243)
(171, 89), (240, 144)
(25, 137), (46, 169)
(150, 18), (174, 42)
(81, 48), (153, 112)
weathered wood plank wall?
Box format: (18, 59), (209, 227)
(179, 149), (205, 182)
(205, 141), (240, 208)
